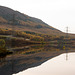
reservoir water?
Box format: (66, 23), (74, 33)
(0, 44), (75, 75)
(13, 52), (75, 75)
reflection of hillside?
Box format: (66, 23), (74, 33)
(9, 44), (45, 55)
(0, 44), (75, 75)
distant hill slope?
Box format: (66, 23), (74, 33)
(0, 6), (63, 35)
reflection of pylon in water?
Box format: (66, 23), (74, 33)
(66, 49), (68, 61)
(66, 27), (68, 61)
(63, 46), (68, 61)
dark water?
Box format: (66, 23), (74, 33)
(14, 53), (75, 75)
(0, 44), (75, 75)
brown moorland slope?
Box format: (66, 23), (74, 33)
(0, 6), (75, 38)
(0, 6), (63, 35)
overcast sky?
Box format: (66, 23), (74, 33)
(0, 0), (75, 34)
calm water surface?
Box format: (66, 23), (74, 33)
(13, 52), (75, 75)
(0, 44), (75, 75)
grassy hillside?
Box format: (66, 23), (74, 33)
(0, 6), (62, 35)
(0, 6), (75, 44)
